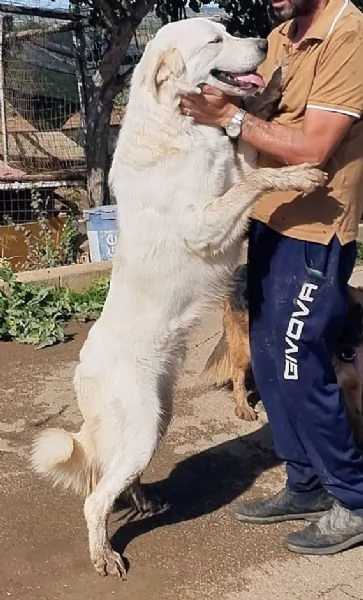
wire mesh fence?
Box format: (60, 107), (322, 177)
(3, 15), (83, 178)
(0, 5), (161, 224)
(0, 1), (226, 227)
(0, 9), (83, 224)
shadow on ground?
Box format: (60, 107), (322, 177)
(112, 424), (281, 558)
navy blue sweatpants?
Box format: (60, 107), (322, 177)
(248, 220), (363, 509)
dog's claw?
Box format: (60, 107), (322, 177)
(295, 164), (328, 195)
(93, 548), (127, 579)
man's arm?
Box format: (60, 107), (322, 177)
(231, 105), (355, 166)
(180, 86), (356, 167)
(180, 29), (363, 166)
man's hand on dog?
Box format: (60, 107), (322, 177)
(180, 85), (239, 128)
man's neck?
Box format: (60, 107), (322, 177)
(293, 0), (328, 42)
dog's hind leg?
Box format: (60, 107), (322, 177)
(84, 435), (158, 577)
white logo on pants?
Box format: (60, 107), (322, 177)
(284, 282), (318, 380)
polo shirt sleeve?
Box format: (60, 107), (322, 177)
(307, 29), (363, 119)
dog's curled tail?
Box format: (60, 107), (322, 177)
(31, 427), (98, 497)
(203, 331), (233, 386)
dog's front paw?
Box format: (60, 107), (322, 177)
(295, 163), (328, 195)
(93, 547), (127, 579)
(283, 163), (328, 195)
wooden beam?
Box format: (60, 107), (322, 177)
(0, 175), (85, 188)
(8, 20), (89, 41)
(0, 3), (87, 21)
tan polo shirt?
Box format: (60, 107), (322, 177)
(252, 0), (363, 245)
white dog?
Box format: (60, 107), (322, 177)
(32, 18), (326, 578)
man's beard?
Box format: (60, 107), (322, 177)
(273, 0), (317, 21)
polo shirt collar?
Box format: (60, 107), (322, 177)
(278, 0), (350, 44)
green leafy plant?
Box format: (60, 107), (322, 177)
(0, 262), (109, 348)
(357, 241), (363, 265)
(4, 187), (81, 271)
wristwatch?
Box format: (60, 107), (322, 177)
(225, 108), (246, 138)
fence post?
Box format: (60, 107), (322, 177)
(71, 3), (88, 149)
(0, 15), (11, 166)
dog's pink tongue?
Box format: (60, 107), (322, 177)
(235, 73), (265, 87)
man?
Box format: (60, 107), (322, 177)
(180, 0), (363, 555)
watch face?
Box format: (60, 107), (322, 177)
(226, 121), (241, 138)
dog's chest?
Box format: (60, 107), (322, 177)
(236, 140), (258, 176)
(194, 133), (240, 196)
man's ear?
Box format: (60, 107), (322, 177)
(140, 44), (186, 99)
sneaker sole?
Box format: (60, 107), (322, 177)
(287, 532), (363, 555)
(234, 510), (330, 524)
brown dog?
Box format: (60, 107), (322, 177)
(204, 264), (363, 446)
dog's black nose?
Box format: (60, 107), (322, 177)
(257, 39), (268, 53)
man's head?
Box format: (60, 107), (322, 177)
(271, 0), (318, 21)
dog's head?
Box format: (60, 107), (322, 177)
(135, 18), (267, 101)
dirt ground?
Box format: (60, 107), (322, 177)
(1, 311), (363, 600)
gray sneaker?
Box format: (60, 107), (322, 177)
(234, 486), (333, 524)
(287, 501), (363, 555)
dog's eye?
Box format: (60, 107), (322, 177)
(209, 36), (223, 44)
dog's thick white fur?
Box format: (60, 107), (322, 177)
(31, 18), (326, 578)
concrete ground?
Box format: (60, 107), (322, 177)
(1, 308), (363, 600)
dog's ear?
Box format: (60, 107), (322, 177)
(154, 48), (186, 87)
(140, 45), (186, 99)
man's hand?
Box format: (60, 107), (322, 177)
(180, 85), (239, 128)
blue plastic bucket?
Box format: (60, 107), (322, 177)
(83, 205), (119, 262)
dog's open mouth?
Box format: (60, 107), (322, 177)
(211, 69), (264, 89)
